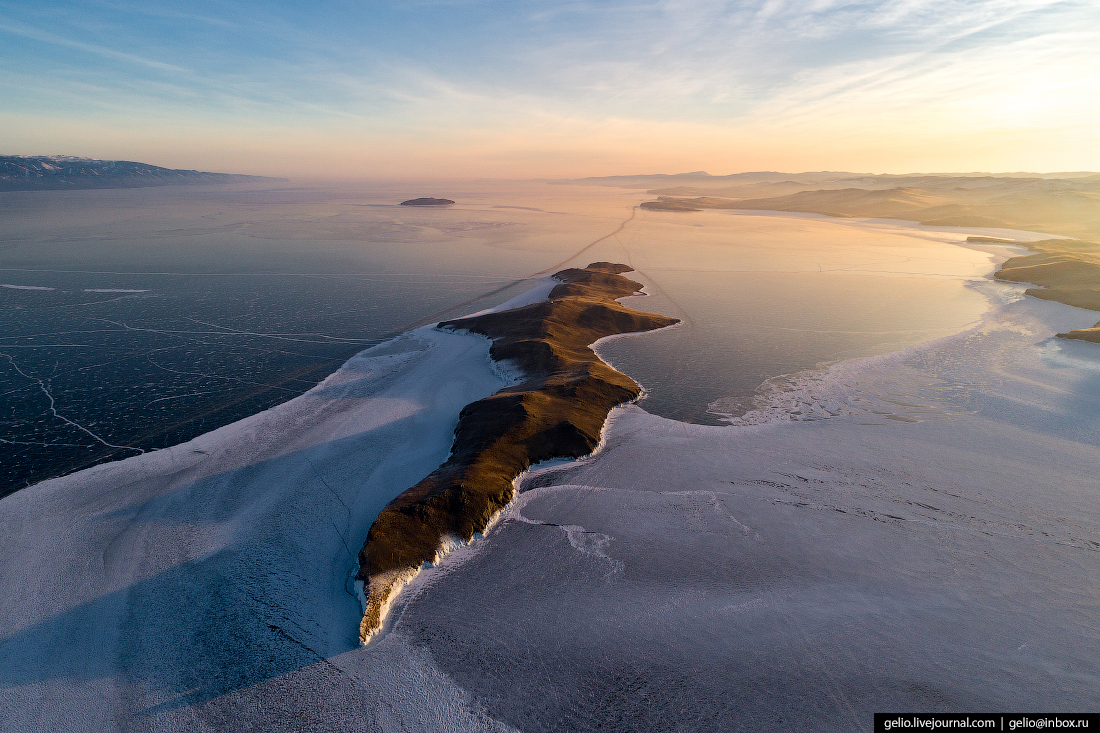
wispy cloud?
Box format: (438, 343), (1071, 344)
(1, 0), (1097, 175)
(0, 19), (188, 73)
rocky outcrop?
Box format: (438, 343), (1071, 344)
(355, 262), (678, 642)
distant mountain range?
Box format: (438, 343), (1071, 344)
(558, 170), (1100, 191)
(0, 155), (284, 192)
(558, 169), (1100, 242)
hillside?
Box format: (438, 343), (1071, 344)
(642, 179), (1100, 241)
(0, 155), (283, 192)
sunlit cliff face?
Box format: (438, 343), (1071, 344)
(2, 0), (1099, 178)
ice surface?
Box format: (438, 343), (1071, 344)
(3, 214), (1100, 730)
(711, 208), (1072, 244)
(591, 207), (1017, 424)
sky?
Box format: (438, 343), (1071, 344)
(1, 0), (1099, 179)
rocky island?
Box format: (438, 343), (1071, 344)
(355, 262), (678, 642)
(399, 197), (456, 206)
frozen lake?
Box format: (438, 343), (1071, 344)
(399, 293), (1100, 730)
(1, 186), (1098, 731)
(595, 209), (1060, 423)
(0, 181), (1058, 492)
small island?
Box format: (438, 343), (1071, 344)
(399, 197), (456, 206)
(356, 262), (679, 642)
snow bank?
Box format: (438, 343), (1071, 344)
(0, 322), (516, 732)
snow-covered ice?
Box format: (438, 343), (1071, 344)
(0, 324), (515, 731)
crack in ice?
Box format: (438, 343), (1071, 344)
(1, 353), (144, 455)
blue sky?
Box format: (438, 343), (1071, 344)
(2, 0), (1098, 177)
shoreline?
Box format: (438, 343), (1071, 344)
(710, 253), (1033, 428)
(352, 218), (1024, 634)
(0, 318), (518, 731)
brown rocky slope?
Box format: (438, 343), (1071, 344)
(993, 239), (1100, 342)
(355, 262), (679, 642)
